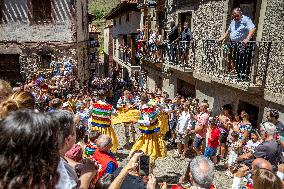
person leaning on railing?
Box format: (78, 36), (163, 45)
(179, 22), (192, 66)
(168, 20), (179, 63)
(218, 8), (256, 81)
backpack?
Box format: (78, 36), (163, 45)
(65, 144), (83, 162)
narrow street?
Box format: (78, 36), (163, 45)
(114, 125), (233, 188)
(0, 0), (283, 189)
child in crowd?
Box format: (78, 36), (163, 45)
(175, 105), (192, 158)
(204, 117), (220, 164)
(226, 132), (240, 176)
(244, 129), (261, 154)
(84, 130), (101, 158)
(65, 124), (86, 162)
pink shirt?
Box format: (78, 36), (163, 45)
(195, 112), (209, 138)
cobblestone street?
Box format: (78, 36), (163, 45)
(114, 125), (232, 189)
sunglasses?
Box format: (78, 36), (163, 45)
(232, 14), (241, 19)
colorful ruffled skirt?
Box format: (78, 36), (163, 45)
(158, 112), (169, 135)
(90, 126), (119, 153)
(130, 124), (167, 162)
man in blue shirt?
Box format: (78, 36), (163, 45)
(219, 8), (256, 81)
(219, 8), (256, 43)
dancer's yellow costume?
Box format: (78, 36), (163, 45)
(90, 100), (118, 153)
(130, 103), (166, 162)
(112, 95), (140, 125)
(157, 98), (171, 135)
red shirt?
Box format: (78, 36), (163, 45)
(207, 127), (220, 148)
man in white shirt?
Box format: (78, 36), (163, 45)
(175, 106), (192, 158)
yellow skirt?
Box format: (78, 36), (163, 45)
(158, 112), (169, 135)
(112, 109), (141, 125)
(90, 126), (119, 153)
(130, 132), (167, 162)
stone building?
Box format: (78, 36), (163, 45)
(138, 0), (284, 125)
(89, 25), (101, 76)
(0, 0), (89, 85)
(104, 0), (141, 81)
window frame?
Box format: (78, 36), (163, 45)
(28, 0), (54, 24)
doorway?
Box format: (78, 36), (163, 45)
(156, 76), (163, 90)
(0, 54), (22, 86)
(238, 100), (259, 128)
(177, 79), (195, 98)
(178, 11), (193, 32)
(232, 0), (257, 21)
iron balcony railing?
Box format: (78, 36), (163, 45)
(164, 40), (195, 69)
(202, 40), (272, 87)
(136, 39), (273, 87)
(137, 40), (195, 69)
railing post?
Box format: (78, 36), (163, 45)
(250, 42), (259, 85)
(261, 42), (272, 87)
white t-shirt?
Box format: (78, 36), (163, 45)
(176, 111), (192, 134)
(56, 157), (79, 189)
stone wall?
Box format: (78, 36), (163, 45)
(261, 0), (284, 106)
(0, 42), (75, 75)
(0, 0), (90, 83)
(75, 0), (89, 42)
(162, 76), (177, 99)
(195, 80), (266, 123)
(104, 27), (111, 55)
(0, 0), (74, 42)
(112, 11), (141, 37)
(0, 41), (89, 82)
(261, 0), (284, 42)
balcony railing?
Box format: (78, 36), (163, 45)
(115, 47), (132, 65)
(164, 40), (195, 70)
(137, 40), (194, 70)
(202, 40), (272, 87)
(136, 38), (273, 89)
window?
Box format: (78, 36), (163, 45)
(126, 13), (130, 22)
(41, 55), (51, 68)
(0, 54), (21, 86)
(113, 19), (116, 26)
(178, 11), (193, 31)
(0, 0), (3, 23)
(31, 0), (52, 22)
(119, 16), (121, 24)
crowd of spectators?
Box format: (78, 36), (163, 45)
(1, 72), (284, 189)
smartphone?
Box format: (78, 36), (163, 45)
(139, 155), (150, 176)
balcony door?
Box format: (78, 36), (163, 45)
(238, 100), (259, 129)
(233, 0), (257, 22)
(178, 11), (193, 32)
